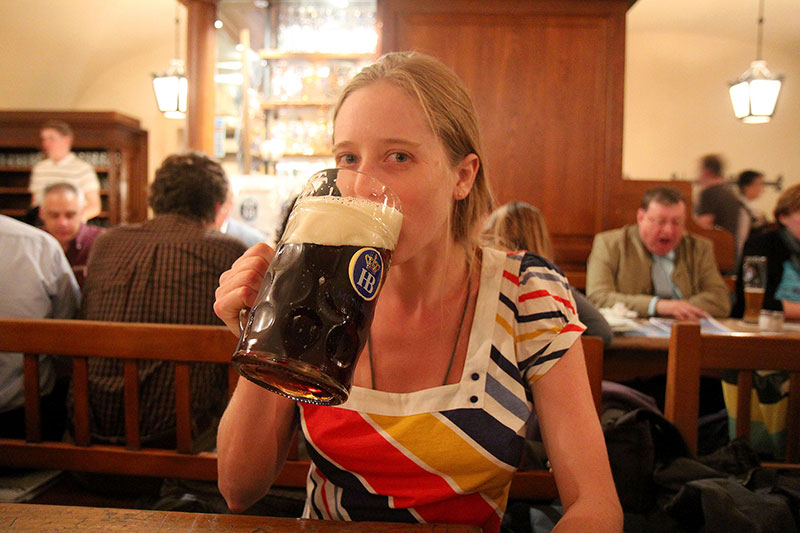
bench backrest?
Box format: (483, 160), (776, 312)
(0, 318), (603, 500)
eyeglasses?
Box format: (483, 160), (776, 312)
(645, 216), (685, 229)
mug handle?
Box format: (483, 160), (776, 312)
(238, 307), (251, 333)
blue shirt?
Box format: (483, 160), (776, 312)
(0, 215), (80, 411)
(649, 250), (683, 316)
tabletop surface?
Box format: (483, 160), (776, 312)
(0, 503), (481, 532)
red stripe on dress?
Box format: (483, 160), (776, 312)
(302, 406), (497, 522)
(519, 289), (576, 314)
(561, 323), (585, 334)
(502, 270), (519, 285)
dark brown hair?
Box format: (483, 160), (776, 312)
(148, 152), (228, 223)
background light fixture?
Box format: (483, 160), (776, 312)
(729, 0), (784, 124)
(152, 2), (187, 119)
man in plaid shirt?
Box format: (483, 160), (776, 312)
(77, 152), (247, 449)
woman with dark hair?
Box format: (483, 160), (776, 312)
(729, 183), (800, 459)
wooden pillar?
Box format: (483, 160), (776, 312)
(184, 0), (217, 154)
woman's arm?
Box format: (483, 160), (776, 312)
(217, 377), (298, 512)
(214, 241), (296, 512)
(783, 300), (800, 320)
(534, 341), (623, 532)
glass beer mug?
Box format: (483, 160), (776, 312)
(742, 255), (767, 324)
(232, 168), (403, 405)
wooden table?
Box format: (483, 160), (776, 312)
(0, 503), (480, 532)
(603, 318), (800, 382)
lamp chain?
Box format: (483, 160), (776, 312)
(174, 1), (180, 61)
(756, 0), (765, 61)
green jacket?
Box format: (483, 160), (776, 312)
(586, 225), (731, 317)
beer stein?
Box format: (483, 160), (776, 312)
(742, 255), (767, 323)
(232, 168), (403, 405)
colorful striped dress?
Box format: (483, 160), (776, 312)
(299, 248), (585, 532)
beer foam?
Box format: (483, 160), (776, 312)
(282, 195), (403, 249)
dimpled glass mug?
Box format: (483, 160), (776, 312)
(232, 168), (403, 405)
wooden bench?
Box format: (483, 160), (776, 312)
(0, 318), (603, 503)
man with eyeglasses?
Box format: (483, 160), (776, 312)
(586, 186), (730, 320)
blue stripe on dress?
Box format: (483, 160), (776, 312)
(499, 292), (518, 319)
(490, 345), (524, 387)
(440, 408), (524, 467)
(517, 309), (568, 323)
(304, 443), (418, 523)
(519, 347), (568, 371)
(486, 373), (530, 422)
(519, 270), (571, 292)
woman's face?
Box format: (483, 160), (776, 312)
(332, 80), (474, 264)
(779, 210), (800, 241)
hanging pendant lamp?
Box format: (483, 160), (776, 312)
(729, 0), (784, 124)
(152, 2), (188, 119)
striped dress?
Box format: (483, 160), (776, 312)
(299, 247), (585, 532)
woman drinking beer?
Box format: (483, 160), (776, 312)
(213, 51), (622, 532)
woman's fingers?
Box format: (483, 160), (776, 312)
(215, 243), (275, 333)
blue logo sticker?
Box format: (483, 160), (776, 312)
(349, 248), (383, 301)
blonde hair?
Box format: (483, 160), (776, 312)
(485, 202), (554, 260)
(775, 183), (800, 225)
(333, 51), (495, 252)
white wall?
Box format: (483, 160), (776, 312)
(0, 0), (189, 186)
(624, 30), (800, 220)
(73, 44), (186, 181)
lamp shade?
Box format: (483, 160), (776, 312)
(152, 59), (188, 119)
(729, 60), (783, 124)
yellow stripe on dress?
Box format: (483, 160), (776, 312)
(364, 412), (513, 509)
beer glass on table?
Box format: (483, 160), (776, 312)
(232, 168), (403, 405)
(742, 255), (767, 324)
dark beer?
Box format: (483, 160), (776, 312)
(233, 191), (402, 405)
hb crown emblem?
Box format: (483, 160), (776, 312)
(364, 253), (381, 274)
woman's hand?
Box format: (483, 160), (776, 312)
(214, 242), (275, 335)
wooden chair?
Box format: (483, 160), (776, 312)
(509, 335), (604, 499)
(664, 322), (800, 464)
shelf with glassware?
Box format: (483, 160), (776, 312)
(0, 149), (116, 224)
(0, 111), (149, 227)
(258, 50), (375, 176)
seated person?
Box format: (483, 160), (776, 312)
(586, 186), (730, 320)
(485, 201), (613, 346)
(28, 120), (102, 222)
(78, 152), (247, 449)
(39, 182), (105, 288)
(214, 188), (266, 248)
(728, 184), (800, 459)
(0, 214), (80, 440)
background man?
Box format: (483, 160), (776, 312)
(0, 214), (80, 440)
(214, 188), (266, 248)
(40, 182), (105, 288)
(586, 186), (730, 320)
(79, 152), (247, 449)
(28, 120), (102, 222)
(694, 154), (744, 270)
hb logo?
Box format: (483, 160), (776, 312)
(349, 248), (384, 301)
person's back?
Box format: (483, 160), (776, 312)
(80, 153), (247, 445)
(0, 214), (80, 439)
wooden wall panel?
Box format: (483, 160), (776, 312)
(379, 0), (628, 274)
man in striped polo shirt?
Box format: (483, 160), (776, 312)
(28, 120), (102, 221)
